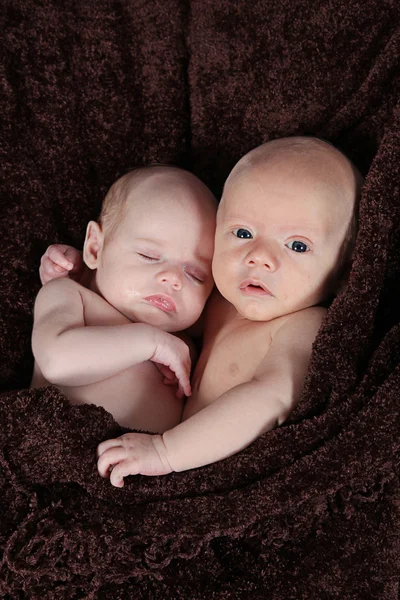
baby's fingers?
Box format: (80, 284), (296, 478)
(175, 385), (184, 400)
(163, 376), (179, 387)
(65, 247), (84, 273)
(174, 365), (191, 398)
(47, 245), (74, 271)
(97, 446), (126, 487)
(97, 438), (123, 459)
(97, 446), (126, 479)
(156, 364), (176, 381)
(39, 257), (68, 284)
(171, 352), (192, 398)
(109, 460), (140, 488)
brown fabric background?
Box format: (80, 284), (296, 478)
(1, 1), (400, 598)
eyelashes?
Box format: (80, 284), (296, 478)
(137, 253), (158, 261)
(137, 253), (205, 283)
(186, 272), (204, 284)
(233, 228), (252, 239)
(231, 230), (311, 253)
(286, 240), (309, 253)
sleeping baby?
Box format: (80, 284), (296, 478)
(31, 166), (217, 433)
(37, 136), (363, 484)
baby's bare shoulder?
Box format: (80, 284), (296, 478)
(253, 306), (327, 390)
(46, 278), (130, 326)
(36, 276), (82, 304)
(39, 276), (83, 294)
(288, 305), (327, 327)
(272, 306), (327, 340)
(34, 278), (85, 322)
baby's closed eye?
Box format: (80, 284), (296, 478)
(137, 252), (160, 261)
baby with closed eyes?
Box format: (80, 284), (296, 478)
(35, 137), (363, 483)
(32, 166), (217, 433)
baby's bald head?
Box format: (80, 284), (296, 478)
(226, 136), (363, 202)
(99, 165), (217, 240)
(222, 137), (363, 281)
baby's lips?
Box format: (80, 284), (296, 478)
(144, 294), (177, 313)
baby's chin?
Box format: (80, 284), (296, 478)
(234, 302), (278, 322)
(233, 299), (306, 322)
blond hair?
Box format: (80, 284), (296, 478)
(98, 170), (139, 239)
(98, 165), (217, 239)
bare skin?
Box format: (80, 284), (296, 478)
(31, 167), (217, 431)
(39, 138), (362, 483)
(96, 137), (361, 483)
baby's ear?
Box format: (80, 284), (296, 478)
(83, 221), (104, 269)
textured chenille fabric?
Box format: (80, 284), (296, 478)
(1, 1), (400, 598)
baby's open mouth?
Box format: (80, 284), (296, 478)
(239, 279), (273, 296)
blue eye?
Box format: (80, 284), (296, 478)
(233, 228), (253, 239)
(287, 240), (309, 253)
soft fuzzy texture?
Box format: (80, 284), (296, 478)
(1, 1), (400, 598)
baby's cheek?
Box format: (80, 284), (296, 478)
(124, 285), (141, 302)
(192, 290), (208, 318)
(212, 256), (229, 287)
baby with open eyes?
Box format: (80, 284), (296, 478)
(35, 136), (363, 484)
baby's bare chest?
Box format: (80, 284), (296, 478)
(184, 321), (273, 418)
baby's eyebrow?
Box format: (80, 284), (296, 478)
(223, 217), (321, 238)
(222, 213), (250, 223)
(279, 226), (319, 237)
(134, 237), (163, 246)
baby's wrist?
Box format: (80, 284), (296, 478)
(133, 323), (160, 361)
(151, 434), (174, 474)
(149, 327), (174, 363)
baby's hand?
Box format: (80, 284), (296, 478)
(154, 363), (179, 387)
(39, 244), (84, 285)
(97, 433), (172, 486)
(151, 332), (192, 400)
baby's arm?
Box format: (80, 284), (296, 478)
(40, 244), (84, 285)
(97, 307), (325, 485)
(32, 278), (191, 396)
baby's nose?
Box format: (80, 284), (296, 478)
(157, 267), (182, 289)
(246, 245), (278, 271)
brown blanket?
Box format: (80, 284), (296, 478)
(1, 1), (400, 597)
